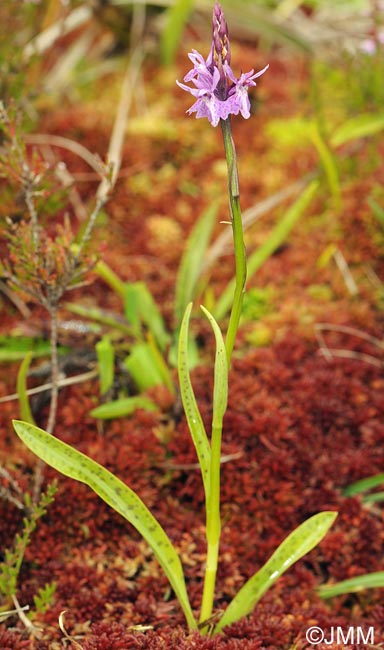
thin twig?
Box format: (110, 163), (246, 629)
(0, 467), (25, 510)
(25, 134), (106, 176)
(333, 248), (358, 296)
(12, 594), (41, 637)
(0, 603), (29, 622)
(45, 305), (59, 435)
(24, 181), (39, 253)
(0, 466), (23, 497)
(318, 348), (383, 368)
(23, 5), (92, 60)
(0, 280), (31, 319)
(0, 368), (99, 404)
(315, 322), (384, 367)
(96, 45), (144, 202)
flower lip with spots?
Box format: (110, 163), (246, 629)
(176, 1), (269, 127)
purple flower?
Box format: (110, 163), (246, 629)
(176, 2), (268, 127)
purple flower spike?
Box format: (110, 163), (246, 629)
(176, 2), (268, 127)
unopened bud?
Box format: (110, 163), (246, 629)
(212, 1), (231, 66)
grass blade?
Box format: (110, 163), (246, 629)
(331, 112), (384, 148)
(343, 473), (384, 497)
(123, 282), (170, 351)
(12, 419), (197, 631)
(175, 202), (218, 326)
(160, 0), (194, 66)
(214, 511), (337, 634)
(319, 571), (384, 599)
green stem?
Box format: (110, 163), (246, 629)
(220, 118), (247, 366)
(199, 422), (222, 628)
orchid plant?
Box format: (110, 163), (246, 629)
(13, 2), (336, 637)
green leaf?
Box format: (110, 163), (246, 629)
(343, 473), (384, 497)
(0, 336), (58, 362)
(178, 304), (211, 499)
(95, 260), (126, 297)
(123, 282), (170, 351)
(16, 351), (35, 425)
(90, 396), (157, 419)
(200, 306), (228, 429)
(214, 181), (319, 320)
(308, 127), (340, 206)
(124, 342), (169, 391)
(331, 113), (384, 148)
(362, 491), (384, 503)
(318, 571), (384, 599)
(12, 420), (197, 631)
(214, 511), (337, 634)
(63, 302), (133, 336)
(174, 202), (218, 326)
(160, 0), (194, 65)
(64, 303), (131, 335)
(95, 336), (115, 395)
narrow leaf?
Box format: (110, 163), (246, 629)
(146, 333), (175, 394)
(95, 336), (115, 395)
(200, 306), (228, 429)
(95, 260), (126, 297)
(16, 351), (35, 424)
(343, 473), (384, 497)
(160, 0), (194, 65)
(64, 302), (131, 336)
(123, 282), (170, 351)
(319, 571), (384, 599)
(308, 126), (340, 206)
(214, 511), (337, 634)
(0, 336), (58, 362)
(90, 396), (157, 419)
(12, 420), (197, 631)
(175, 202), (218, 325)
(331, 112), (384, 148)
(178, 304), (211, 499)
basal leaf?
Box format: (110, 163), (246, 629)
(95, 335), (115, 395)
(214, 511), (337, 634)
(123, 282), (170, 351)
(200, 306), (228, 429)
(178, 303), (211, 499)
(90, 396), (157, 419)
(12, 420), (197, 631)
(124, 342), (166, 391)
